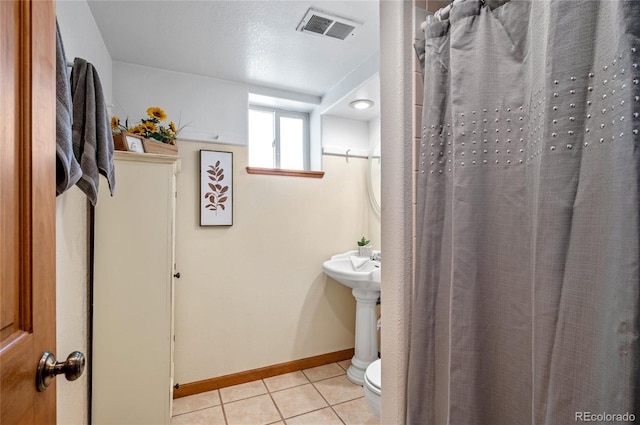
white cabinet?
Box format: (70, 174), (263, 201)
(92, 152), (179, 424)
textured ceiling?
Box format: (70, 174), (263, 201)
(87, 0), (380, 98)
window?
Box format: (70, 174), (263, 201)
(248, 107), (310, 171)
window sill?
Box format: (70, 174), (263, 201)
(245, 167), (325, 179)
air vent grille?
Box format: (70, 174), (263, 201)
(325, 22), (356, 40)
(297, 8), (362, 41)
(304, 15), (333, 35)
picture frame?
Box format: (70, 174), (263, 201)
(125, 133), (145, 153)
(113, 132), (145, 153)
(200, 150), (233, 226)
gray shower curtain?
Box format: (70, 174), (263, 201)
(410, 1), (640, 424)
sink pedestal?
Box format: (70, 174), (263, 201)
(321, 251), (381, 386)
(346, 288), (380, 386)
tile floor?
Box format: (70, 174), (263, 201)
(171, 360), (379, 425)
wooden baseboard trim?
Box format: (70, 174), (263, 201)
(173, 348), (354, 399)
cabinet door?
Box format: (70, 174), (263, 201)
(93, 154), (178, 424)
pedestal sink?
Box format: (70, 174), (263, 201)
(322, 251), (380, 386)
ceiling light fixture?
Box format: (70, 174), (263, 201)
(350, 99), (374, 110)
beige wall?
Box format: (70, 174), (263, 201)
(55, 189), (90, 425)
(173, 140), (378, 383)
(55, 0), (383, 415)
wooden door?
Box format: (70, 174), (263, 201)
(1, 0), (57, 423)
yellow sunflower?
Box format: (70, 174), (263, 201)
(110, 116), (120, 131)
(161, 127), (172, 136)
(142, 121), (157, 133)
(129, 125), (144, 135)
(147, 107), (167, 121)
(169, 121), (177, 133)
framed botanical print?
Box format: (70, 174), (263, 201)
(200, 150), (233, 226)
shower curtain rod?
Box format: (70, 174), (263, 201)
(432, 0), (487, 21)
(322, 147), (368, 159)
(433, 0), (455, 21)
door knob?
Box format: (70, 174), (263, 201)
(36, 351), (85, 392)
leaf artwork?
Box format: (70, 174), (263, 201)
(203, 160), (229, 215)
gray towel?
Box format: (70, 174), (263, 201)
(70, 57), (116, 205)
(55, 21), (81, 195)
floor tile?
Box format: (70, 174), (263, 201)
(271, 383), (328, 419)
(264, 371), (309, 392)
(337, 359), (351, 372)
(224, 394), (282, 425)
(302, 363), (345, 382)
(220, 380), (268, 403)
(170, 406), (225, 425)
(333, 397), (379, 425)
(285, 407), (344, 425)
(313, 375), (365, 405)
(172, 390), (221, 416)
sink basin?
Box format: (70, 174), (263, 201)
(322, 250), (381, 385)
(322, 251), (381, 291)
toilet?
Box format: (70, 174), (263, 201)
(363, 359), (381, 417)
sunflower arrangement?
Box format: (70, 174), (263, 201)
(111, 107), (179, 145)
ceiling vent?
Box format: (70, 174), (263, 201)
(296, 8), (362, 40)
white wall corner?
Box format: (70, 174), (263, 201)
(310, 109), (323, 170)
(380, 0), (414, 424)
(112, 61), (249, 146)
(56, 0), (113, 105)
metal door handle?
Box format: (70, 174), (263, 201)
(36, 351), (85, 392)
(174, 272), (181, 278)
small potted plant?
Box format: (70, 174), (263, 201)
(357, 236), (372, 258)
(111, 106), (184, 155)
